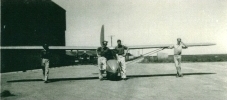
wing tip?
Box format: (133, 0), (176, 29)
(207, 43), (216, 46)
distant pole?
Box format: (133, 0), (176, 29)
(109, 35), (115, 46)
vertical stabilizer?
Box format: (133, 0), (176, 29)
(100, 25), (104, 46)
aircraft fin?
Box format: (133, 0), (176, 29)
(100, 25), (104, 46)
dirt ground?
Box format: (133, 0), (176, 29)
(1, 62), (227, 100)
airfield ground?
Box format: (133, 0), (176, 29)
(1, 62), (227, 100)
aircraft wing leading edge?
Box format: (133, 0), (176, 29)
(0, 43), (215, 50)
(0, 46), (98, 50)
(127, 43), (215, 49)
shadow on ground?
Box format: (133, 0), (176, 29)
(7, 72), (216, 83)
(128, 72), (216, 78)
(1, 90), (16, 97)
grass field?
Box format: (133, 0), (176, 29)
(141, 54), (227, 63)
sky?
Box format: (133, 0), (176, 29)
(52, 0), (227, 55)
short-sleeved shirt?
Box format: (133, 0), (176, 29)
(170, 44), (185, 55)
(115, 45), (128, 55)
(41, 49), (50, 59)
(97, 47), (111, 58)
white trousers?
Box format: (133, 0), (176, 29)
(41, 58), (49, 81)
(98, 57), (107, 70)
(118, 55), (127, 78)
(174, 55), (182, 75)
(174, 55), (181, 67)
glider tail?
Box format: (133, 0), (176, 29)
(100, 25), (104, 46)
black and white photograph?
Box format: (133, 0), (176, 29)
(1, 0), (227, 100)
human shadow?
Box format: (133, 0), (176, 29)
(7, 72), (215, 83)
(7, 77), (98, 83)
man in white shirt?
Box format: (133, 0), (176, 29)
(169, 38), (188, 77)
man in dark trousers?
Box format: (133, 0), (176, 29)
(96, 41), (111, 80)
(41, 43), (50, 83)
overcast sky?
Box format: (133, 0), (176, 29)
(52, 0), (227, 55)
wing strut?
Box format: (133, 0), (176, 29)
(126, 48), (166, 65)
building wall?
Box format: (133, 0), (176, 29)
(1, 0), (67, 72)
(1, 0), (66, 46)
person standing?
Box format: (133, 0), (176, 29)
(115, 39), (129, 80)
(96, 41), (110, 80)
(169, 38), (188, 77)
(41, 43), (51, 83)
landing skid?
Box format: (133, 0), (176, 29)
(106, 70), (121, 81)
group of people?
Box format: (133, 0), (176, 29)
(40, 39), (129, 83)
(96, 39), (129, 81)
(40, 38), (187, 83)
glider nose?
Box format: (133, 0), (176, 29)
(106, 60), (120, 73)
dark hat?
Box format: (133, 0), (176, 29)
(102, 41), (108, 44)
(43, 43), (49, 47)
(117, 39), (121, 42)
